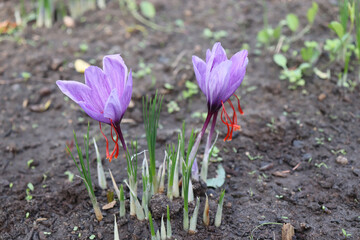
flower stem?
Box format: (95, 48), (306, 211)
(200, 111), (218, 182)
(115, 124), (127, 152)
(187, 112), (213, 165)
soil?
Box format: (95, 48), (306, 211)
(1, 0), (360, 239)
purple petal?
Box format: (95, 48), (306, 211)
(104, 89), (123, 124)
(229, 50), (248, 84)
(78, 102), (110, 124)
(56, 80), (91, 104)
(208, 60), (232, 108)
(119, 70), (133, 114)
(221, 50), (249, 101)
(211, 42), (227, 69)
(103, 54), (127, 97)
(206, 49), (212, 62)
(205, 42), (228, 94)
(84, 66), (111, 110)
(192, 56), (207, 95)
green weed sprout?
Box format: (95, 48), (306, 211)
(215, 189), (225, 227)
(287, 2), (318, 43)
(160, 215), (166, 240)
(257, 0), (282, 47)
(142, 155), (151, 219)
(36, 0), (53, 28)
(148, 211), (157, 240)
(124, 179), (145, 220)
(119, 184), (125, 217)
(93, 138), (107, 190)
(166, 205), (172, 238)
(325, 0), (358, 87)
(143, 91), (163, 194)
(181, 129), (196, 231)
(114, 215), (120, 240)
(157, 155), (167, 194)
(166, 141), (180, 200)
(67, 123), (103, 221)
(342, 228), (352, 238)
(189, 197), (200, 234)
(126, 140), (138, 216)
(355, 0), (360, 82)
(273, 53), (310, 89)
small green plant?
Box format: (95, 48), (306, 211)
(133, 61), (152, 79)
(181, 128), (197, 230)
(25, 182), (34, 201)
(342, 228), (352, 238)
(245, 152), (263, 161)
(79, 43), (89, 53)
(215, 190), (225, 227)
(21, 72), (31, 80)
(119, 184), (125, 217)
(331, 149), (347, 155)
(257, 0), (281, 47)
(166, 101), (180, 113)
(166, 205), (172, 238)
(315, 137), (325, 145)
(301, 41), (321, 64)
(93, 138), (107, 190)
(182, 80), (199, 99)
(64, 170), (74, 182)
(114, 215), (120, 240)
(67, 123), (103, 221)
(27, 159), (34, 168)
(148, 211), (156, 240)
(315, 162), (328, 169)
(203, 28), (228, 41)
(140, 1), (156, 19)
(273, 53), (310, 89)
(143, 91), (163, 194)
(266, 117), (277, 132)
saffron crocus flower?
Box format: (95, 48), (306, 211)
(56, 54), (132, 162)
(189, 42), (248, 181)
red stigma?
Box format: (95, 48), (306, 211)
(220, 94), (243, 142)
(99, 120), (120, 162)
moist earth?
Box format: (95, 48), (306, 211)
(0, 0), (359, 239)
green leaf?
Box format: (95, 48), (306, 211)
(203, 28), (213, 39)
(213, 30), (228, 41)
(257, 29), (270, 44)
(273, 25), (282, 40)
(307, 2), (318, 24)
(273, 54), (287, 69)
(301, 47), (313, 62)
(27, 182), (34, 191)
(328, 21), (344, 39)
(286, 13), (299, 32)
(206, 164), (225, 188)
(140, 1), (156, 19)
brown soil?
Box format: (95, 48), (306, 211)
(1, 0), (360, 239)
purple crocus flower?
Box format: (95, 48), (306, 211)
(188, 42), (248, 181)
(192, 42), (248, 142)
(56, 54), (132, 162)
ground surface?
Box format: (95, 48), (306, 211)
(1, 0), (360, 239)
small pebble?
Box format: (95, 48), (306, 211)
(336, 156), (348, 165)
(318, 93), (326, 101)
(63, 16), (75, 28)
